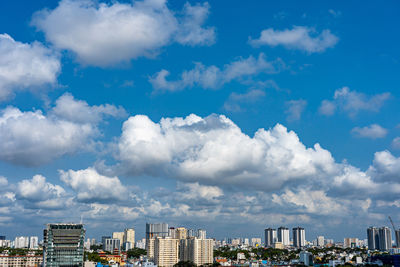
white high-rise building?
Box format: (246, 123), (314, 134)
(29, 236), (38, 249)
(293, 227), (306, 248)
(124, 228), (135, 250)
(277, 227), (290, 246)
(179, 238), (213, 266)
(317, 236), (324, 247)
(112, 232), (124, 249)
(14, 236), (29, 248)
(379, 227), (392, 251)
(154, 237), (179, 267)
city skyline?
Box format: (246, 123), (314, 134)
(0, 0), (400, 241)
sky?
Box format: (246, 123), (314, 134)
(0, 0), (400, 242)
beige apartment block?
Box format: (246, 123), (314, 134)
(154, 237), (179, 267)
(179, 238), (213, 266)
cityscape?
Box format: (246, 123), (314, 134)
(1, 0), (400, 267)
(1, 222), (400, 266)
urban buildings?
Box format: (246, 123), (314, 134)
(197, 229), (206, 239)
(180, 238), (213, 266)
(396, 230), (400, 248)
(43, 223), (85, 267)
(317, 236), (325, 247)
(112, 232), (124, 249)
(103, 238), (121, 253)
(124, 228), (135, 250)
(367, 226), (392, 251)
(292, 227), (306, 248)
(0, 252), (42, 266)
(343, 238), (359, 248)
(264, 228), (277, 247)
(146, 223), (169, 260)
(277, 227), (290, 246)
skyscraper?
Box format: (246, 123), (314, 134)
(179, 237), (213, 266)
(277, 227), (290, 246)
(112, 232), (124, 249)
(367, 227), (379, 250)
(43, 223), (85, 267)
(154, 237), (179, 267)
(124, 228), (135, 249)
(396, 230), (400, 248)
(264, 228), (277, 247)
(197, 229), (206, 239)
(29, 236), (39, 249)
(293, 227), (306, 248)
(379, 227), (392, 251)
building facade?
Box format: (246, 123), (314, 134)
(103, 238), (121, 253)
(179, 238), (213, 266)
(293, 227), (306, 248)
(277, 227), (290, 246)
(43, 223), (85, 267)
(154, 237), (179, 267)
(264, 228), (277, 247)
(146, 223), (169, 260)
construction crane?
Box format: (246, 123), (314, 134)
(389, 216), (397, 232)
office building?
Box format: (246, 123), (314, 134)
(317, 236), (324, 247)
(154, 237), (179, 267)
(29, 236), (38, 249)
(179, 237), (213, 266)
(277, 227), (290, 246)
(103, 238), (121, 253)
(368, 227), (379, 250)
(197, 229), (206, 239)
(379, 227), (392, 251)
(146, 223), (169, 260)
(293, 227), (306, 248)
(43, 223), (85, 267)
(264, 228), (277, 247)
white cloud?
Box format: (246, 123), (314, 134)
(117, 113), (336, 190)
(285, 99), (307, 121)
(60, 167), (128, 203)
(367, 151), (400, 183)
(319, 87), (390, 117)
(16, 175), (66, 209)
(392, 137), (400, 150)
(150, 53), (283, 91)
(351, 124), (387, 139)
(249, 26), (338, 53)
(32, 0), (215, 67)
(0, 33), (60, 100)
(0, 176), (7, 187)
(177, 182), (223, 202)
(52, 93), (127, 123)
(0, 93), (123, 166)
(223, 89), (266, 112)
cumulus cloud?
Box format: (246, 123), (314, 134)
(32, 0), (215, 66)
(60, 167), (128, 203)
(117, 113), (336, 190)
(0, 33), (60, 100)
(319, 87), (390, 117)
(285, 99), (307, 121)
(223, 89), (266, 112)
(150, 53), (284, 91)
(16, 175), (66, 209)
(176, 182), (223, 202)
(249, 26), (338, 53)
(392, 137), (400, 150)
(0, 93), (123, 166)
(351, 124), (387, 139)
(52, 93), (127, 123)
(368, 151), (400, 183)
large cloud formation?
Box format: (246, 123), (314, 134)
(0, 93), (125, 166)
(0, 33), (60, 100)
(32, 0), (215, 66)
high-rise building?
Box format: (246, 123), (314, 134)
(277, 227), (290, 246)
(197, 229), (206, 239)
(154, 237), (179, 267)
(187, 229), (196, 238)
(180, 238), (213, 266)
(299, 251), (313, 266)
(379, 227), (392, 251)
(251, 238), (261, 247)
(112, 232), (124, 249)
(293, 227), (306, 248)
(14, 236), (29, 248)
(29, 236), (39, 249)
(317, 236), (324, 247)
(264, 228), (277, 247)
(175, 227), (187, 240)
(103, 238), (121, 253)
(395, 230), (400, 248)
(367, 227), (379, 250)
(146, 223), (169, 260)
(43, 223), (85, 267)
(124, 228), (135, 250)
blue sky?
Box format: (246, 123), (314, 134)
(0, 0), (400, 242)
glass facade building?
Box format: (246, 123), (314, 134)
(43, 223), (85, 267)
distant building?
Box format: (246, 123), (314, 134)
(179, 237), (213, 266)
(367, 226), (392, 251)
(396, 230), (400, 248)
(187, 229), (196, 238)
(264, 228), (277, 247)
(175, 227), (187, 240)
(368, 227), (379, 250)
(29, 236), (38, 249)
(277, 227), (290, 246)
(14, 236), (29, 248)
(124, 228), (135, 250)
(197, 229), (206, 239)
(293, 227), (306, 248)
(251, 238), (261, 247)
(136, 238), (146, 249)
(317, 236), (324, 247)
(0, 253), (42, 266)
(43, 223), (85, 267)
(112, 232), (124, 249)
(154, 237), (179, 267)
(103, 238), (121, 253)
(344, 238), (359, 248)
(299, 251), (313, 266)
